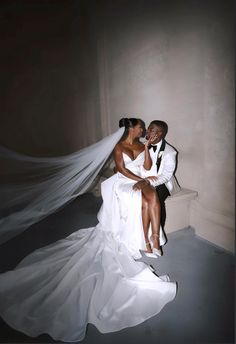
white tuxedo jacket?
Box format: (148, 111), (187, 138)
(142, 141), (179, 195)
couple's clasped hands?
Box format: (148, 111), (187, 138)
(133, 133), (158, 191)
(132, 176), (157, 191)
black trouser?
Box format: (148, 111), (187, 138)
(155, 184), (170, 229)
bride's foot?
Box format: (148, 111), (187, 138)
(145, 241), (152, 253)
(150, 234), (163, 257)
(143, 241), (158, 258)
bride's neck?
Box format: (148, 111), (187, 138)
(124, 134), (136, 145)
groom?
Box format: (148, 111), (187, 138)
(134, 120), (178, 229)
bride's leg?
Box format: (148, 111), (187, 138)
(142, 196), (152, 253)
(142, 185), (161, 250)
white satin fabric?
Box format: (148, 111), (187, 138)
(98, 151), (166, 259)
(0, 151), (176, 342)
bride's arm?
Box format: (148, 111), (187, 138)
(113, 144), (145, 182)
(142, 132), (159, 171)
(143, 141), (152, 170)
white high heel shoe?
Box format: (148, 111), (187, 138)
(150, 234), (163, 257)
(143, 241), (158, 259)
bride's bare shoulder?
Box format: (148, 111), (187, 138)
(114, 142), (124, 151)
(113, 143), (124, 157)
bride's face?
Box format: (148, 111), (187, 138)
(131, 122), (144, 138)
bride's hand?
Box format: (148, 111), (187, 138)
(144, 134), (158, 147)
(133, 179), (150, 191)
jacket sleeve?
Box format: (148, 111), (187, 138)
(151, 151), (177, 187)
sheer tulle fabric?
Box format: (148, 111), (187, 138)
(0, 128), (125, 244)
(0, 151), (176, 342)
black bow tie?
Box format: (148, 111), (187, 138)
(149, 145), (157, 152)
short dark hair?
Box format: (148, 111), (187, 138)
(150, 120), (168, 136)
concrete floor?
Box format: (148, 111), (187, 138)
(0, 193), (234, 344)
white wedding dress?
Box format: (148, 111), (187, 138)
(0, 151), (176, 342)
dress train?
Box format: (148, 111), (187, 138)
(0, 225), (176, 342)
(0, 151), (176, 342)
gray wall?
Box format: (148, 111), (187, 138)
(96, 0), (235, 251)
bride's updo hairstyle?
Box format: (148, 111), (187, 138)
(119, 117), (139, 129)
(119, 117), (139, 141)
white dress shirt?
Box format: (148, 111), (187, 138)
(149, 140), (163, 165)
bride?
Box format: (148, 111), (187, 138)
(101, 117), (166, 258)
(0, 117), (176, 342)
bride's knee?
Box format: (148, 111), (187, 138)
(144, 189), (160, 206)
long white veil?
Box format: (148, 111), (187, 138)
(0, 127), (125, 244)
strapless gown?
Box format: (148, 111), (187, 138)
(0, 151), (176, 342)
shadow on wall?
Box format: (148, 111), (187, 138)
(0, 0), (103, 156)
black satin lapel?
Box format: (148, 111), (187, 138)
(156, 140), (166, 172)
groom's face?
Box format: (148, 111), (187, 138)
(146, 124), (165, 144)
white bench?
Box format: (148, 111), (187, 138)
(165, 188), (198, 233)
